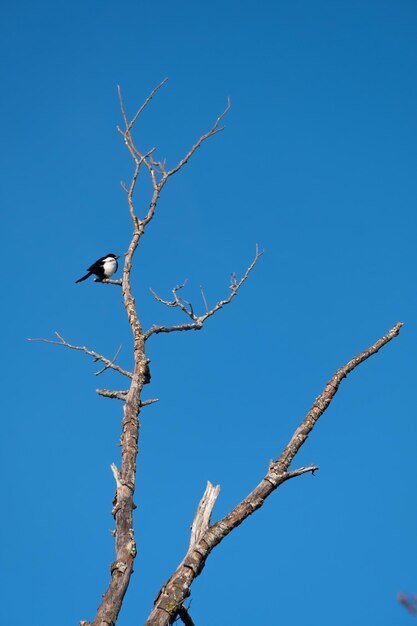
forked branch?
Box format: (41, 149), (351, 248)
(145, 245), (264, 339)
(165, 97), (230, 179)
(119, 78), (169, 134)
(144, 322), (403, 626)
(117, 81), (230, 231)
(27, 332), (132, 379)
(95, 344), (123, 376)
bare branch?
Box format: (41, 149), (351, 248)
(95, 345), (122, 376)
(117, 86), (231, 237)
(27, 333), (133, 379)
(149, 283), (197, 321)
(182, 482), (220, 563)
(96, 390), (159, 404)
(116, 144), (157, 225)
(111, 463), (123, 490)
(118, 78), (168, 133)
(118, 86), (162, 227)
(140, 398), (160, 407)
(149, 287), (178, 308)
(150, 283), (191, 312)
(145, 322), (403, 626)
(166, 97), (231, 178)
(198, 244), (264, 324)
(145, 246), (264, 340)
(98, 278), (123, 286)
(144, 323), (202, 340)
(96, 389), (128, 401)
(149, 154), (167, 176)
(172, 484), (219, 625)
(172, 282), (196, 318)
(200, 286), (209, 313)
(273, 321), (402, 474)
(283, 464), (319, 481)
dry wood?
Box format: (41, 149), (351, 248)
(145, 245), (264, 339)
(28, 332), (132, 379)
(144, 322), (402, 626)
(28, 81), (403, 626)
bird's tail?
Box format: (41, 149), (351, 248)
(75, 272), (92, 284)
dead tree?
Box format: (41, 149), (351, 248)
(29, 81), (403, 626)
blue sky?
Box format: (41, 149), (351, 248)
(1, 1), (417, 625)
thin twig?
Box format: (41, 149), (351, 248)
(166, 98), (231, 178)
(117, 87), (231, 234)
(95, 345), (122, 376)
(149, 282), (196, 320)
(140, 398), (160, 407)
(96, 389), (128, 401)
(27, 333), (132, 379)
(149, 154), (167, 176)
(198, 244), (264, 324)
(149, 287), (178, 308)
(98, 278), (123, 286)
(283, 465), (319, 481)
(118, 78), (168, 133)
(200, 286), (209, 313)
(144, 323), (202, 339)
(115, 144), (156, 226)
(95, 390), (159, 404)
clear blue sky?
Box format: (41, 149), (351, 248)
(1, 1), (416, 625)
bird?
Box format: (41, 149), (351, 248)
(75, 253), (120, 283)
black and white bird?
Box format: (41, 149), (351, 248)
(75, 253), (120, 283)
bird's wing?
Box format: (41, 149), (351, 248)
(86, 257), (105, 272)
